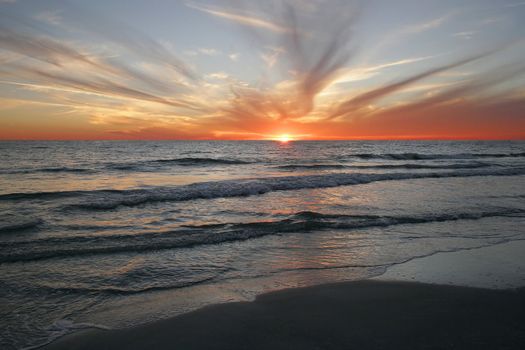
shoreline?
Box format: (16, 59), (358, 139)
(42, 280), (525, 350)
(42, 240), (525, 350)
(374, 239), (525, 289)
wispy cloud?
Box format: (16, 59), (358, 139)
(260, 47), (284, 68)
(453, 31), (477, 40)
(207, 72), (229, 80)
(334, 56), (434, 84)
(1, 0), (524, 140)
(52, 1), (199, 81)
(228, 52), (240, 62)
(34, 10), (63, 26)
(326, 53), (497, 120)
(363, 12), (455, 63)
(211, 0), (358, 127)
(0, 9), (217, 131)
(0, 25), (190, 95)
(187, 2), (290, 33)
(198, 48), (220, 56)
(400, 13), (453, 35)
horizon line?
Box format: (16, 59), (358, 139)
(1, 137), (525, 142)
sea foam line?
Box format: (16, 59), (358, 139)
(1, 167), (524, 208)
(348, 152), (525, 160)
(69, 167), (525, 210)
(1, 207), (523, 263)
(275, 162), (492, 170)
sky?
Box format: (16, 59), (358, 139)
(1, 0), (524, 140)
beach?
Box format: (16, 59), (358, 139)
(44, 240), (525, 350)
(1, 140), (524, 349)
(43, 283), (525, 350)
(2, 0), (525, 348)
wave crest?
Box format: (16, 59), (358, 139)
(0, 216), (42, 234)
(69, 167), (525, 210)
(1, 208), (522, 263)
(275, 162), (492, 171)
(350, 152), (525, 160)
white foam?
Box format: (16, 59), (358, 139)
(74, 167), (525, 210)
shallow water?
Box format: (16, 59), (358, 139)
(1, 140), (524, 349)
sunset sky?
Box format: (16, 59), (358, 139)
(1, 0), (524, 140)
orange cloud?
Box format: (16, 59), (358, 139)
(1, 0), (524, 140)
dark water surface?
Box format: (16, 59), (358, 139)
(1, 140), (524, 349)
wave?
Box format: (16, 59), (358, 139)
(64, 166), (525, 210)
(44, 274), (221, 295)
(1, 167), (523, 207)
(0, 217), (42, 234)
(153, 157), (250, 165)
(349, 152), (525, 160)
(1, 208), (523, 263)
(108, 157), (251, 170)
(20, 320), (110, 350)
(275, 162), (492, 171)
(0, 190), (104, 201)
(0, 167), (95, 175)
(275, 164), (347, 170)
(0, 157), (251, 175)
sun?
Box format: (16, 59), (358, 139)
(275, 134), (293, 143)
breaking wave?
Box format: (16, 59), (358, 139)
(275, 162), (492, 171)
(1, 207), (523, 263)
(108, 157), (251, 170)
(0, 157), (252, 175)
(349, 152), (525, 160)
(0, 216), (42, 234)
(0, 167), (95, 175)
(65, 167), (525, 210)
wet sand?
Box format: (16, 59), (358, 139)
(43, 280), (525, 350)
(375, 241), (525, 289)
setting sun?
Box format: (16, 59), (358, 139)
(275, 134), (293, 143)
(1, 1), (525, 349)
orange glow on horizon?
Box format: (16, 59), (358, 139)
(274, 134), (293, 143)
(1, 1), (524, 141)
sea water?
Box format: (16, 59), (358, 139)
(1, 140), (524, 349)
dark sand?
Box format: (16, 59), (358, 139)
(44, 281), (525, 350)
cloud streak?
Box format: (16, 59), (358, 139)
(326, 53), (494, 120)
(206, 0), (358, 128)
(0, 0), (524, 140)
(187, 2), (291, 33)
(196, 1), (524, 139)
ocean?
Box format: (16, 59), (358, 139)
(1, 140), (525, 349)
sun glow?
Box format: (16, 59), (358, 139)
(275, 134), (293, 143)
